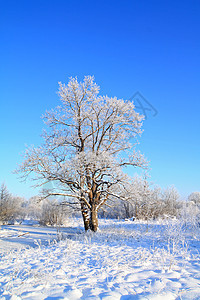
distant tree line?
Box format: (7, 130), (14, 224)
(98, 177), (182, 220)
(0, 183), (26, 224)
(1, 180), (200, 227)
(0, 183), (70, 226)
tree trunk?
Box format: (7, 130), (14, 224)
(89, 209), (98, 232)
(124, 202), (132, 218)
(81, 202), (90, 231)
(135, 202), (138, 219)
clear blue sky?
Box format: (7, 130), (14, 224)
(1, 0), (200, 199)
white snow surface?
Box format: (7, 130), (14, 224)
(0, 218), (200, 299)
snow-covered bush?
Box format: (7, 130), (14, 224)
(188, 191), (200, 206)
(180, 201), (200, 235)
(39, 199), (69, 226)
(26, 196), (43, 219)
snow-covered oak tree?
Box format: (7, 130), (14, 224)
(17, 76), (147, 231)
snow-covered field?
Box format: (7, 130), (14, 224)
(0, 218), (200, 300)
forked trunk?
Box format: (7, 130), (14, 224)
(89, 209), (98, 232)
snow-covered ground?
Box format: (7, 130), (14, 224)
(0, 218), (200, 299)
